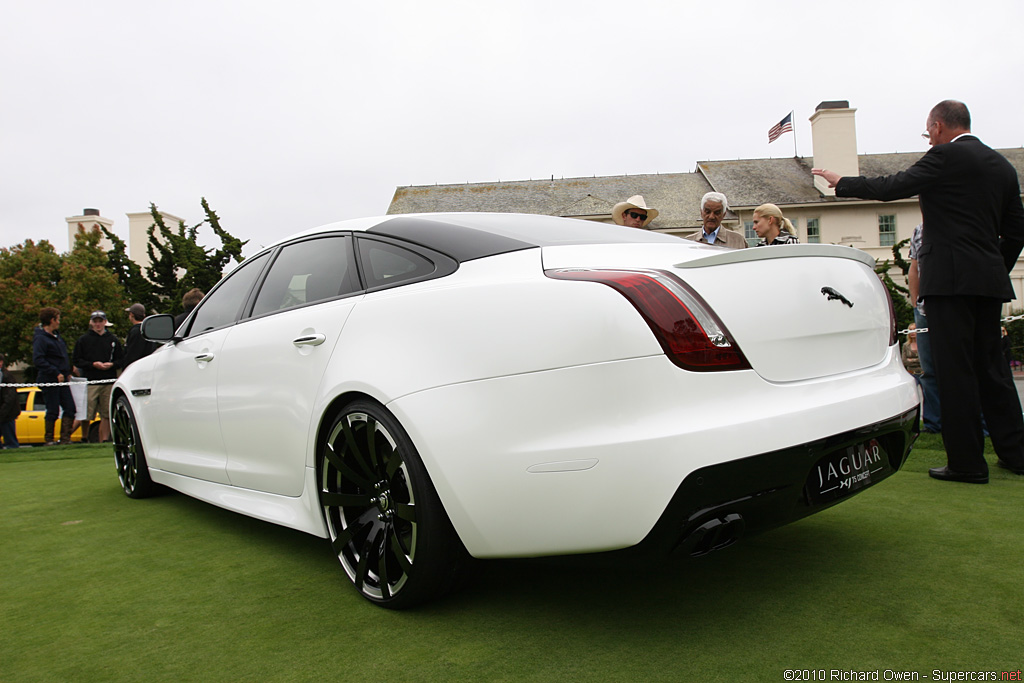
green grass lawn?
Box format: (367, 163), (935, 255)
(1, 436), (1021, 682)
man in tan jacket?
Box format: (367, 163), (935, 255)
(686, 192), (748, 249)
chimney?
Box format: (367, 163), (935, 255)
(66, 209), (115, 252)
(810, 100), (858, 197)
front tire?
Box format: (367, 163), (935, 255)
(319, 400), (465, 609)
(111, 395), (156, 498)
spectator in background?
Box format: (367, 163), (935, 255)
(32, 307), (76, 445)
(117, 303), (157, 369)
(751, 203), (799, 246)
(612, 196), (659, 229)
(174, 288), (205, 331)
(686, 192), (748, 249)
(0, 353), (21, 449)
(73, 311), (123, 443)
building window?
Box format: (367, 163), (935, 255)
(806, 217), (821, 244)
(878, 215), (896, 247)
(744, 220), (757, 246)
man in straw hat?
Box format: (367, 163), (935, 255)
(686, 192), (748, 249)
(611, 195), (658, 229)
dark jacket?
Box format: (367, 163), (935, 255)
(0, 368), (20, 422)
(173, 304), (198, 333)
(115, 324), (157, 370)
(32, 326), (72, 381)
(837, 135), (1024, 300)
(72, 329), (124, 381)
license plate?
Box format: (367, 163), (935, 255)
(806, 439), (890, 505)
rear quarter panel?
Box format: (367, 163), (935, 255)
(315, 248), (664, 406)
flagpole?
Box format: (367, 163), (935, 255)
(791, 110), (797, 158)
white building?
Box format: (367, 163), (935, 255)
(387, 100), (1024, 306)
(66, 208), (182, 273)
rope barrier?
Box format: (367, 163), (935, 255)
(0, 378), (118, 388)
(898, 313), (1024, 336)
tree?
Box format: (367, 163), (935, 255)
(0, 240), (64, 370)
(101, 224), (158, 315)
(0, 229), (127, 373)
(0, 199), (244, 369)
(63, 227), (131, 339)
(202, 198), (247, 277)
(876, 238), (913, 339)
(144, 199), (247, 315)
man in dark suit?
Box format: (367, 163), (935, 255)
(813, 100), (1024, 484)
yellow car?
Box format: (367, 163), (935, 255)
(16, 386), (99, 445)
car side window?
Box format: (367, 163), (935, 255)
(357, 238), (437, 290)
(250, 236), (360, 318)
(185, 252), (270, 337)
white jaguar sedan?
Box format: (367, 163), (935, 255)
(111, 212), (919, 608)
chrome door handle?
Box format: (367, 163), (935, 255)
(194, 354), (215, 363)
(293, 334), (326, 347)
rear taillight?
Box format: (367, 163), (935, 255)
(546, 268), (750, 372)
(883, 287), (897, 346)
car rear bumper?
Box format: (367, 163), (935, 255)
(390, 350), (920, 558)
(627, 405), (918, 558)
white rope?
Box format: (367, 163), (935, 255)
(0, 378), (118, 388)
(898, 314), (1024, 336)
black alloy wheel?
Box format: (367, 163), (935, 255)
(319, 400), (466, 609)
(111, 395), (155, 499)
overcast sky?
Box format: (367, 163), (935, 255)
(2, 0), (1022, 257)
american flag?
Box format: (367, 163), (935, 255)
(768, 112), (793, 143)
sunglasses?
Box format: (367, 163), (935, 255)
(626, 211), (648, 221)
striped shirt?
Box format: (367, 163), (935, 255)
(755, 232), (799, 247)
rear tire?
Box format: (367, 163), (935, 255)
(111, 395), (156, 498)
(318, 400), (466, 609)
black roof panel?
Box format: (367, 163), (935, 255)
(369, 213), (681, 262)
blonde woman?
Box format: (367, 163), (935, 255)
(752, 203), (799, 246)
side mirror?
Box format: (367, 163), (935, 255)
(141, 314), (177, 343)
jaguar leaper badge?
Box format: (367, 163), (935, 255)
(820, 286), (853, 308)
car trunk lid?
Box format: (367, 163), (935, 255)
(671, 245), (891, 382)
(542, 243), (892, 383)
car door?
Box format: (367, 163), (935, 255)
(144, 252), (270, 483)
(15, 388), (42, 444)
(218, 234), (362, 496)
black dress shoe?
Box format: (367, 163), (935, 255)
(928, 466), (989, 484)
(996, 460), (1024, 475)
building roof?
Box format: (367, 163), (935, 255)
(388, 147), (1024, 229)
(388, 172), (716, 231)
(697, 157), (821, 207)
